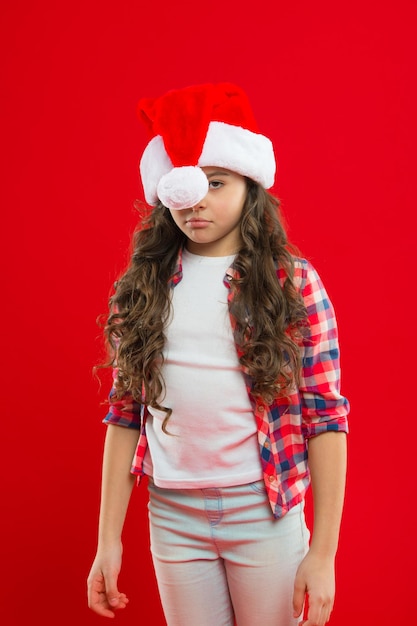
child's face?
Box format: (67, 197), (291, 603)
(169, 167), (247, 257)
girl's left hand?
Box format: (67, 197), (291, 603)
(292, 550), (335, 626)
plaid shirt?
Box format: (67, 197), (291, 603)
(104, 251), (349, 519)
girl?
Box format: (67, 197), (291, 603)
(87, 82), (349, 626)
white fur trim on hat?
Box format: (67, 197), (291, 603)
(140, 121), (276, 207)
(199, 122), (275, 188)
(140, 135), (174, 205)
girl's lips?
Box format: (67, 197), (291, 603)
(186, 219), (211, 228)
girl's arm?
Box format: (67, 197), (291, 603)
(293, 431), (347, 626)
(87, 424), (140, 618)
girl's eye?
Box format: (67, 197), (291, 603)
(208, 180), (224, 189)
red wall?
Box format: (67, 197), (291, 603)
(1, 1), (416, 624)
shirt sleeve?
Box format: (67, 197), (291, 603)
(102, 367), (141, 429)
(297, 260), (350, 438)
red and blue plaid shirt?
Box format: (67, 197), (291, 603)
(104, 252), (349, 519)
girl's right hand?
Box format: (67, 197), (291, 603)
(87, 544), (129, 618)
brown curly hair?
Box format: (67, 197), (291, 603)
(101, 179), (308, 432)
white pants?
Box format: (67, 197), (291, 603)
(148, 479), (310, 626)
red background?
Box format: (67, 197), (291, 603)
(1, 1), (416, 624)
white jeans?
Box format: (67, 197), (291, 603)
(148, 479), (310, 626)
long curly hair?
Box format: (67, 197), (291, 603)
(101, 179), (308, 432)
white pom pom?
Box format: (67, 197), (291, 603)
(157, 166), (209, 210)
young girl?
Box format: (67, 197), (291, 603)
(87, 82), (349, 626)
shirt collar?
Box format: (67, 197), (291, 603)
(169, 246), (240, 288)
(168, 247), (183, 287)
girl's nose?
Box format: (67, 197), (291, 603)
(192, 195), (207, 211)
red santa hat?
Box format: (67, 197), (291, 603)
(137, 82), (276, 210)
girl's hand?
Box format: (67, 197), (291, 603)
(292, 550), (335, 626)
(87, 544), (129, 618)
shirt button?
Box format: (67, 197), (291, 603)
(258, 405), (265, 413)
(268, 475), (275, 483)
(264, 441), (270, 448)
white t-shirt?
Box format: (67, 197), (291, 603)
(143, 248), (263, 488)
